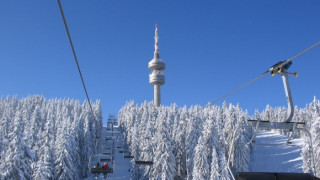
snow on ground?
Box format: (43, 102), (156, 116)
(86, 126), (132, 180)
(249, 130), (304, 173)
(107, 142), (132, 180)
(87, 128), (305, 179)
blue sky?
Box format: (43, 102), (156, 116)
(0, 0), (319, 122)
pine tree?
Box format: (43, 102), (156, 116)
(185, 115), (199, 180)
(202, 108), (219, 167)
(28, 105), (42, 158)
(54, 115), (80, 180)
(217, 145), (231, 180)
(307, 117), (320, 176)
(54, 131), (78, 180)
(302, 132), (313, 174)
(231, 106), (251, 173)
(210, 147), (220, 180)
(34, 139), (54, 180)
(173, 117), (187, 178)
(151, 128), (176, 180)
(1, 111), (34, 179)
(33, 112), (55, 180)
(192, 135), (209, 180)
(302, 99), (320, 176)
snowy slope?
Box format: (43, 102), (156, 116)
(249, 130), (304, 173)
(107, 138), (132, 180)
(86, 126), (132, 180)
(87, 128), (305, 179)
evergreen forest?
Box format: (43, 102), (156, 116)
(0, 95), (103, 179)
(118, 98), (320, 179)
(0, 96), (319, 179)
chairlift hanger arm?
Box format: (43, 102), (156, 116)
(268, 60), (298, 123)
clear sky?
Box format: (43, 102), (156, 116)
(0, 0), (319, 123)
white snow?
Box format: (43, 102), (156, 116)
(86, 128), (305, 179)
(249, 130), (303, 173)
(86, 126), (132, 180)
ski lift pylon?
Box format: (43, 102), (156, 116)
(249, 61), (300, 143)
(247, 61), (317, 177)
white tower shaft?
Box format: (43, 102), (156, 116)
(154, 84), (160, 107)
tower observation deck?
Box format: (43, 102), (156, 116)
(148, 24), (166, 107)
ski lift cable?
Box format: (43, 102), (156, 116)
(212, 73), (268, 104)
(212, 41), (320, 104)
(57, 0), (96, 118)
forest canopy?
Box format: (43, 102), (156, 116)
(0, 95), (103, 180)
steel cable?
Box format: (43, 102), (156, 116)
(57, 0), (96, 118)
(212, 41), (320, 104)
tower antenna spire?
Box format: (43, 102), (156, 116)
(154, 24), (159, 58)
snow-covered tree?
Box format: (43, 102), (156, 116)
(28, 105), (42, 156)
(1, 111), (34, 179)
(302, 116), (320, 176)
(210, 147), (220, 180)
(33, 115), (55, 179)
(217, 144), (231, 180)
(34, 139), (54, 180)
(192, 135), (209, 180)
(151, 128), (176, 180)
(172, 117), (187, 178)
(54, 123), (79, 180)
(185, 115), (200, 180)
(311, 117), (320, 177)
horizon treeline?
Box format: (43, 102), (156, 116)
(0, 95), (319, 179)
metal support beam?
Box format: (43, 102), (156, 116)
(281, 73), (294, 122)
(249, 120), (296, 130)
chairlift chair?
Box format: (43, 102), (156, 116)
(124, 155), (134, 159)
(90, 167), (114, 174)
(134, 160), (153, 165)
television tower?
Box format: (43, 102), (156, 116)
(148, 24), (166, 107)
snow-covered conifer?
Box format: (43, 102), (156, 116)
(217, 144), (231, 180)
(54, 127), (79, 180)
(151, 128), (176, 180)
(210, 147), (220, 180)
(2, 110), (34, 179)
(192, 135), (209, 180)
(311, 117), (320, 177)
(185, 115), (200, 180)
